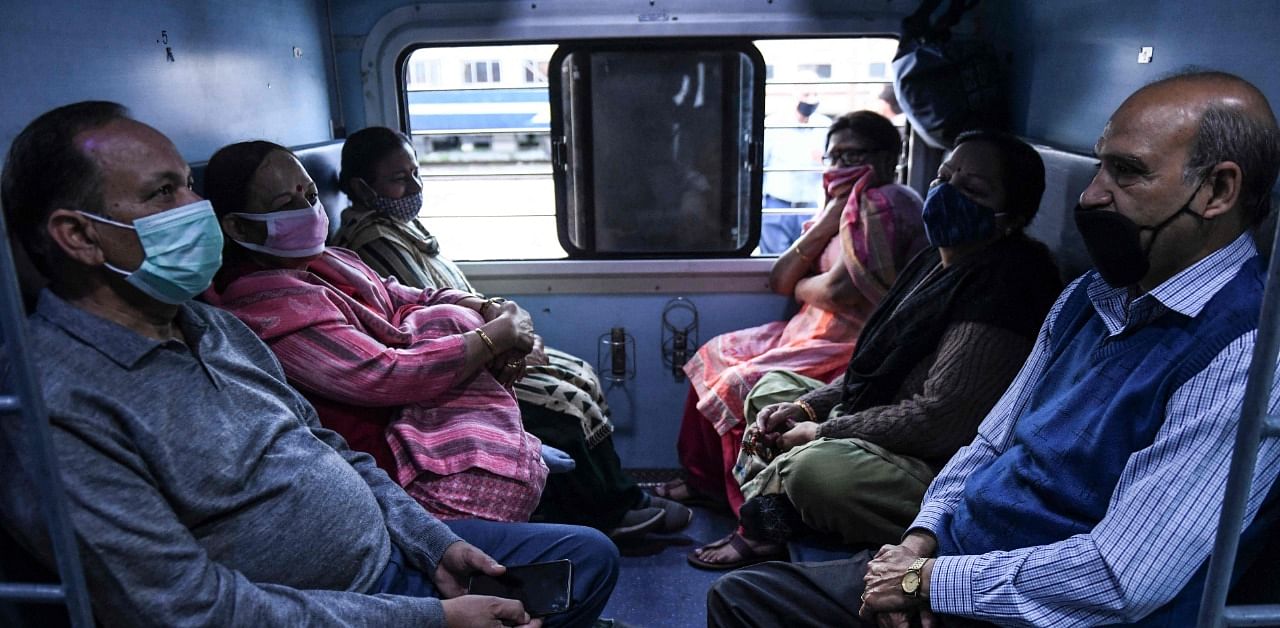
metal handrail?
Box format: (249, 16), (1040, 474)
(0, 208), (94, 627)
(1197, 214), (1280, 628)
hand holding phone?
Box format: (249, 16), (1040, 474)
(467, 559), (573, 617)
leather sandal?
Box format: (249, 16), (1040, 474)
(686, 531), (787, 571)
(651, 478), (728, 509)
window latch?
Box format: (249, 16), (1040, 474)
(551, 137), (568, 171)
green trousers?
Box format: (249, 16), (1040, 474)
(739, 370), (934, 546)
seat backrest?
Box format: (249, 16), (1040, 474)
(190, 139), (347, 241)
(1025, 143), (1096, 283)
(291, 140), (348, 241)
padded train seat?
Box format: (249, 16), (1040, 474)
(1024, 143), (1095, 282)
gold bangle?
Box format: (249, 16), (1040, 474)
(474, 328), (498, 356)
(793, 246), (814, 265)
(796, 399), (818, 422)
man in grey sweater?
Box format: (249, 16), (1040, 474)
(0, 101), (618, 627)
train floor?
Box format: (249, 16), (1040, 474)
(601, 501), (738, 628)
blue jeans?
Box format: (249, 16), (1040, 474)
(760, 195), (818, 255)
(371, 519), (619, 627)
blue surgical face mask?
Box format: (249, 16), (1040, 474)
(371, 191), (423, 223)
(79, 199), (224, 304)
(921, 182), (1002, 247)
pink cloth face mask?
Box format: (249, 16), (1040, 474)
(822, 164), (874, 199)
(230, 201), (329, 257)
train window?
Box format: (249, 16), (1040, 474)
(549, 41), (765, 258)
(754, 38), (903, 256)
(402, 44), (561, 261)
(399, 38), (899, 261)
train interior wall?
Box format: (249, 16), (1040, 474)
(986, 0), (1280, 152)
(0, 1), (337, 169)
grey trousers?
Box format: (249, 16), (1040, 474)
(706, 551), (994, 628)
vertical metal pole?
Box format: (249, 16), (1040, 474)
(0, 211), (94, 627)
(1197, 218), (1280, 628)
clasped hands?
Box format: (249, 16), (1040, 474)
(750, 402), (821, 455)
(434, 541), (542, 628)
(858, 533), (938, 628)
(480, 299), (539, 387)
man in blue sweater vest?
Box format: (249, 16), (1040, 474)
(708, 70), (1280, 627)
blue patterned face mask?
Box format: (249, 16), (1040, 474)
(921, 182), (999, 247)
(371, 191), (423, 223)
(79, 199), (224, 304)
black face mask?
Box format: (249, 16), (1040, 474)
(796, 101), (819, 117)
(1073, 183), (1206, 287)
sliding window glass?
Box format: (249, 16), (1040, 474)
(753, 38), (902, 256)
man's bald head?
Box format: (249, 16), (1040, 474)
(1124, 71), (1280, 224)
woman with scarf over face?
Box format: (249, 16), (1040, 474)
(663, 112), (928, 518)
(688, 130), (1062, 570)
(331, 129), (690, 541)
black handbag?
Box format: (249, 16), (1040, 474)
(892, 0), (1005, 149)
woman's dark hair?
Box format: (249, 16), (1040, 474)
(201, 140), (297, 277)
(826, 111), (903, 159)
(339, 127), (414, 196)
(202, 140), (294, 218)
(953, 129), (1046, 223)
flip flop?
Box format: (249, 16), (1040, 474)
(651, 478), (728, 510)
(686, 531), (787, 571)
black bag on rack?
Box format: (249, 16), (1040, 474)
(892, 0), (1004, 149)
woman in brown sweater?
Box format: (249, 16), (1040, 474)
(688, 130), (1063, 569)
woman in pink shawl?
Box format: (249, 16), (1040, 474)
(661, 112), (927, 514)
(201, 141), (546, 522)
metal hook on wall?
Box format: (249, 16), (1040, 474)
(661, 297), (699, 382)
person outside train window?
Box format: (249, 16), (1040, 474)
(202, 140), (556, 525)
(688, 130), (1062, 570)
(659, 111), (928, 517)
(330, 127), (691, 541)
(0, 101), (618, 628)
(708, 70), (1280, 628)
(757, 81), (835, 254)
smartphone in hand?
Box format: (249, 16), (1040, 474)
(467, 559), (573, 617)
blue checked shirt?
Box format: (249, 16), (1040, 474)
(911, 232), (1280, 627)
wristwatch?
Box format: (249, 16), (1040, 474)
(901, 557), (928, 598)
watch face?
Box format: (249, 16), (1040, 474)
(902, 571), (921, 594)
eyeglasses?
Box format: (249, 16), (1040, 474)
(822, 148), (877, 167)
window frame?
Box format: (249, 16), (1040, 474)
(547, 38), (767, 259)
(360, 3), (918, 276)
